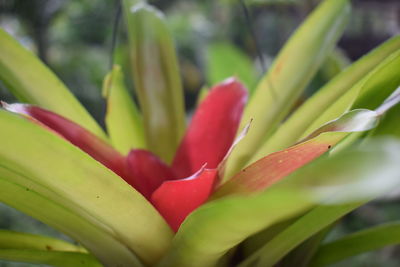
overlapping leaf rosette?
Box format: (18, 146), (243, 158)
(0, 0), (400, 266)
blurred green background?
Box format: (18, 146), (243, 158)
(0, 0), (399, 266)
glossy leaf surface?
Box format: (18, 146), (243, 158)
(224, 0), (350, 179)
(124, 2), (186, 163)
(0, 28), (106, 140)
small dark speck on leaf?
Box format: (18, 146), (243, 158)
(96, 196), (100, 199)
(328, 145), (332, 149)
(25, 188), (29, 191)
(45, 245), (52, 250)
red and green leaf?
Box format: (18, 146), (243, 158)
(1, 103), (126, 178)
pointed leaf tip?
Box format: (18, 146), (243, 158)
(172, 78), (248, 178)
(3, 103), (126, 177)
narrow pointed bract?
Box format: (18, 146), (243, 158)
(172, 78), (248, 178)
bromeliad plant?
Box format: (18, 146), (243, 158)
(1, 0), (400, 266)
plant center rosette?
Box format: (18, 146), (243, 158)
(2, 78), (248, 231)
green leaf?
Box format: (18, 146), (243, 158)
(158, 139), (400, 267)
(206, 42), (258, 92)
(238, 204), (362, 267)
(252, 36), (400, 160)
(318, 48), (350, 82)
(123, 2), (186, 163)
(0, 109), (173, 266)
(216, 86), (400, 197)
(302, 49), (400, 139)
(0, 230), (100, 267)
(0, 28), (107, 140)
(0, 172), (143, 267)
(159, 188), (316, 267)
(0, 230), (86, 253)
(224, 0), (350, 179)
(102, 65), (145, 154)
(310, 222), (400, 267)
(370, 97), (400, 138)
(0, 249), (102, 267)
(279, 225), (333, 267)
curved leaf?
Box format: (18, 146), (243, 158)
(0, 230), (86, 253)
(0, 249), (102, 267)
(310, 222), (400, 267)
(0, 230), (99, 267)
(0, 28), (106, 140)
(0, 172), (143, 267)
(213, 132), (346, 197)
(103, 65), (145, 154)
(224, 0), (350, 180)
(172, 78), (247, 178)
(158, 139), (400, 267)
(123, 2), (186, 163)
(2, 103), (126, 178)
(252, 36), (400, 160)
(238, 204), (362, 267)
(0, 110), (173, 265)
(216, 87), (400, 196)
(302, 50), (400, 139)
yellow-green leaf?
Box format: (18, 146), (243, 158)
(0, 28), (106, 140)
(224, 0), (350, 180)
(158, 139), (400, 267)
(251, 36), (400, 160)
(0, 230), (86, 253)
(303, 50), (400, 139)
(123, 2), (186, 163)
(103, 65), (145, 154)
(0, 172), (142, 267)
(310, 222), (400, 267)
(0, 109), (173, 266)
